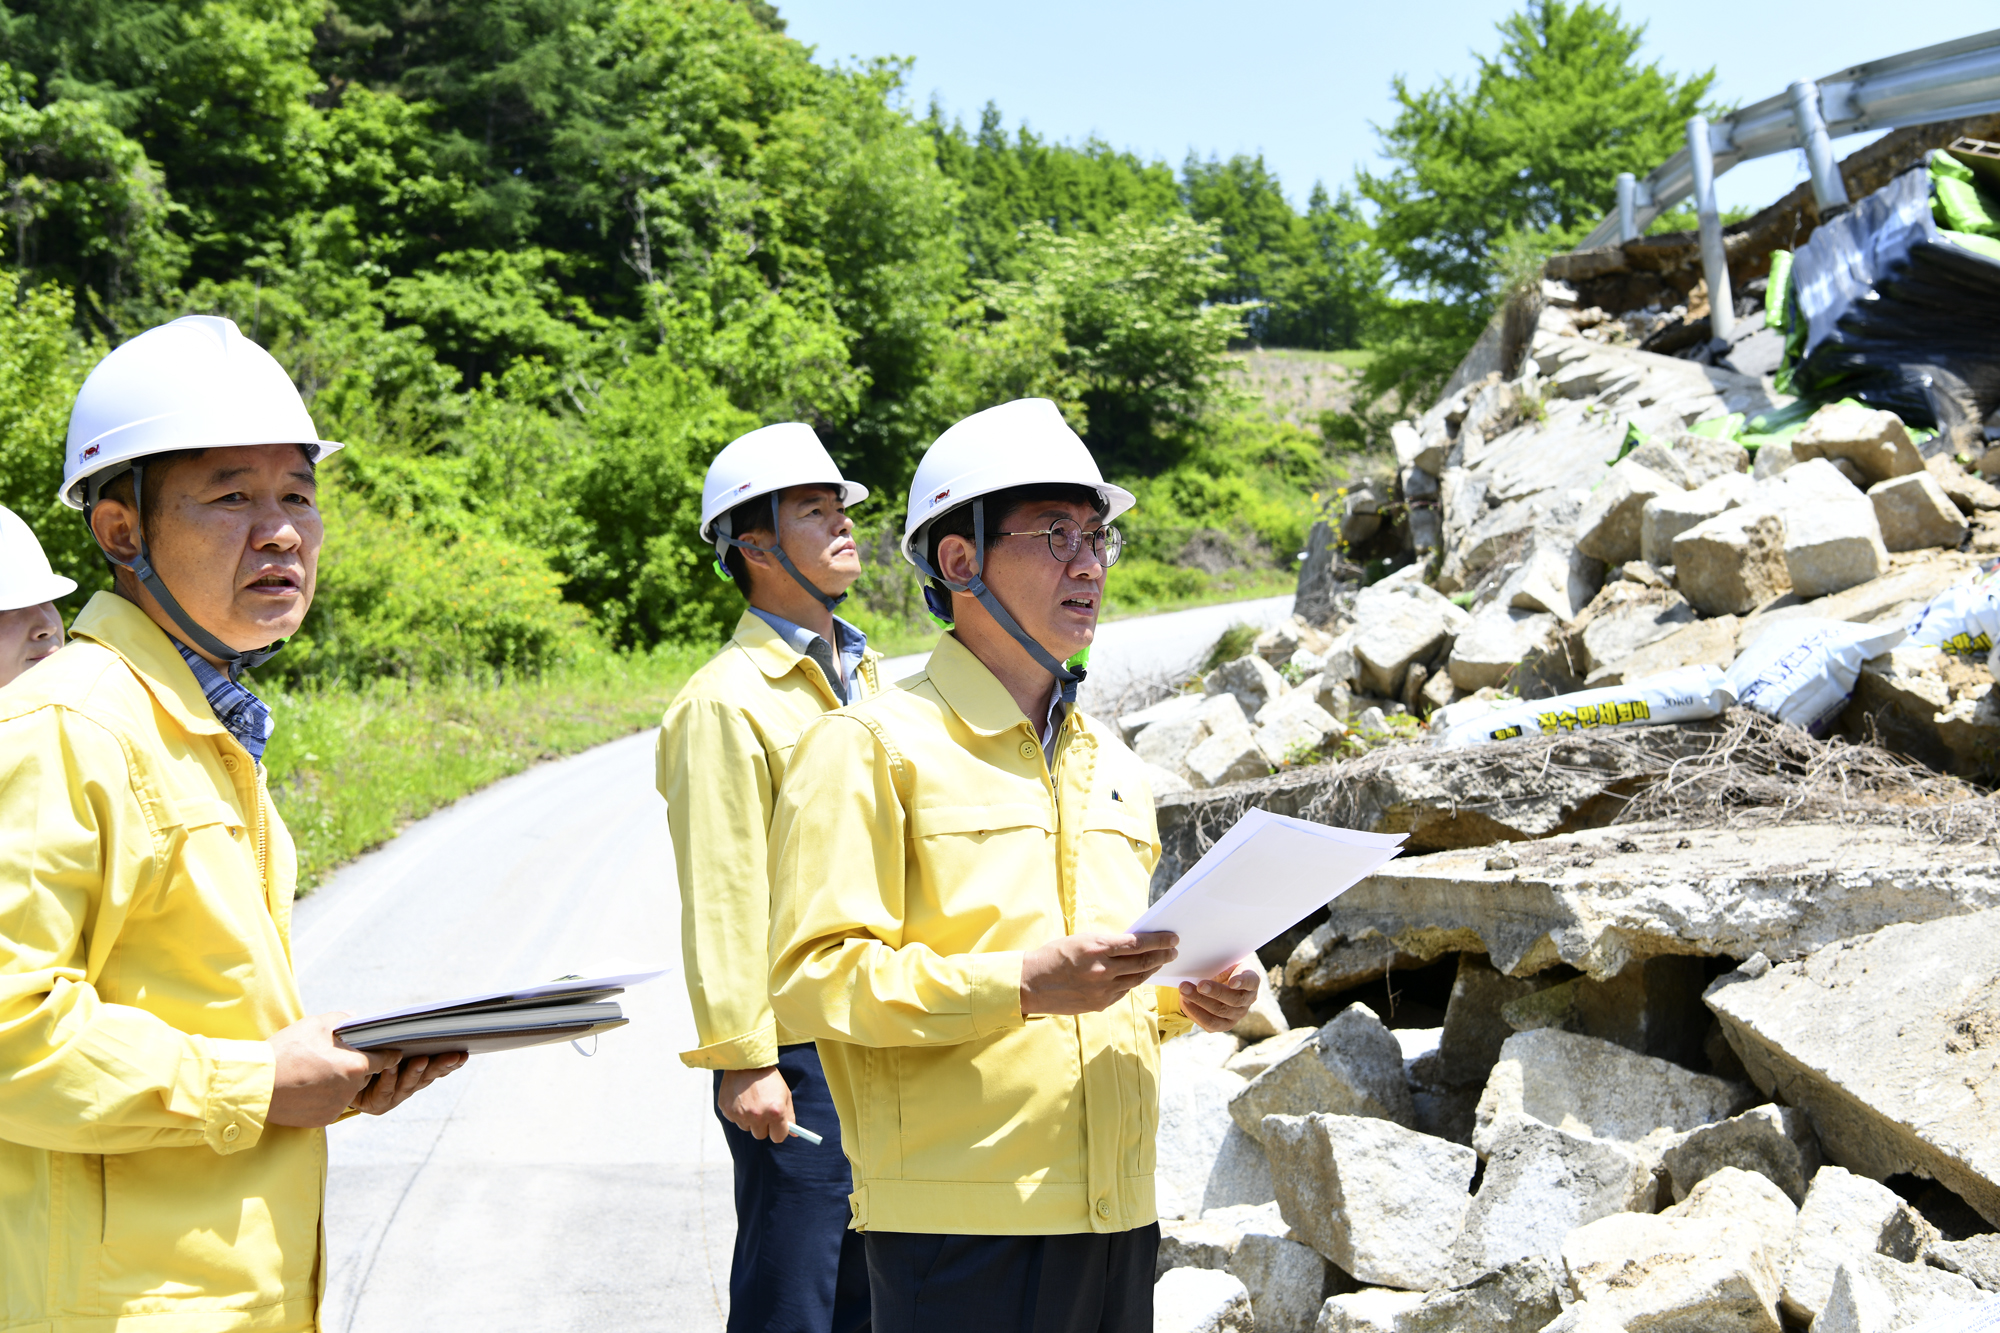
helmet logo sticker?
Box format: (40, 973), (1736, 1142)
(80, 443), (100, 462)
(930, 488), (951, 507)
(730, 479), (755, 495)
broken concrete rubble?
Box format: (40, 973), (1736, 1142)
(1640, 470), (1752, 567)
(1706, 910), (2000, 1228)
(1448, 1112), (1655, 1278)
(1779, 1165), (1934, 1324)
(1153, 1267), (1253, 1333)
(1563, 580), (1697, 676)
(1817, 1253), (1986, 1333)
(1497, 954), (1707, 1066)
(1448, 604), (1557, 691)
(1769, 459), (1892, 598)
(1206, 655), (1288, 716)
(1582, 613), (1739, 686)
(1659, 1102), (1820, 1204)
(1231, 1003), (1413, 1137)
(1674, 505), (1791, 615)
(1316, 1259), (1564, 1333)
(1873, 471), (1972, 552)
(1261, 1112), (1476, 1290)
(1472, 1028), (1750, 1153)
(1553, 1167), (1796, 1333)
(1793, 401), (1927, 485)
(1158, 1032), (1275, 1220)
(1927, 1235), (2000, 1293)
(1576, 459), (1678, 565)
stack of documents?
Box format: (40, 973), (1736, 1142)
(1130, 810), (1406, 984)
(334, 969), (665, 1055)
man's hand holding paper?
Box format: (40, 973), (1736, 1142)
(1178, 962), (1263, 1032)
(1130, 809), (1407, 989)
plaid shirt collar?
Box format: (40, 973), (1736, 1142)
(171, 640), (274, 765)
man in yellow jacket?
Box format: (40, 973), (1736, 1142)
(656, 423), (879, 1333)
(1, 316), (461, 1332)
(768, 399), (1260, 1332)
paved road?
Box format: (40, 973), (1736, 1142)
(294, 591), (1294, 1331)
(882, 592), (1297, 713)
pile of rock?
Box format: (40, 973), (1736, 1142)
(1153, 903), (2000, 1332)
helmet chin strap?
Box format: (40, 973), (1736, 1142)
(715, 492), (847, 611)
(84, 462), (286, 679)
(912, 498), (1085, 688)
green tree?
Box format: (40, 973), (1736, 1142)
(1358, 0), (1713, 400)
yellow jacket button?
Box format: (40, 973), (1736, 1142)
(1095, 1197), (1111, 1218)
(1018, 739), (1039, 760)
(221, 755), (237, 771)
(222, 1124), (240, 1143)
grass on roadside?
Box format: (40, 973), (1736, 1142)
(260, 644), (709, 891)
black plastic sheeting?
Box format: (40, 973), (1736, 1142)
(1791, 165), (2000, 446)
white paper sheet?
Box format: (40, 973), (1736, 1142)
(1129, 809), (1406, 984)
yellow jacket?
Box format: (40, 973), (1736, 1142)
(0, 593), (318, 1333)
(656, 610), (882, 1070)
(768, 630), (1190, 1238)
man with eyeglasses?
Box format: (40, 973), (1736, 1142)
(766, 399), (1261, 1333)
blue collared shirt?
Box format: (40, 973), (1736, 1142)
(747, 608), (868, 705)
(171, 640), (275, 765)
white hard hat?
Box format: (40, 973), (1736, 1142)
(698, 422), (867, 550)
(60, 314), (342, 508)
(899, 398), (1133, 566)
(0, 505), (77, 611)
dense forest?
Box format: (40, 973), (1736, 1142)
(0, 0), (1714, 681)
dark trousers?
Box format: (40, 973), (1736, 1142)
(863, 1225), (1159, 1333)
(713, 1044), (871, 1333)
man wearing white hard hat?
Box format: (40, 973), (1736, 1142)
(0, 504), (76, 688)
(655, 422), (880, 1333)
(0, 315), (461, 1331)
(767, 399), (1260, 1331)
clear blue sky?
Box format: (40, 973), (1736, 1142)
(775, 1), (1989, 219)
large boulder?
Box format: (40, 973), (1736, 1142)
(1154, 1267), (1253, 1333)
(1583, 614), (1739, 686)
(1472, 1028), (1752, 1154)
(1674, 507), (1791, 615)
(1230, 1004), (1414, 1137)
(1436, 954), (1560, 1088)
(1706, 911), (2000, 1228)
(1157, 1034), (1274, 1219)
(1187, 728), (1268, 789)
(1157, 1204), (1330, 1333)
(1119, 692), (1205, 746)
(1660, 1103), (1821, 1204)
(1793, 402), (1925, 485)
(1261, 1112), (1477, 1290)
(1768, 461), (1891, 598)
(1448, 605), (1559, 691)
(1641, 471), (1753, 568)
(1551, 1168), (1797, 1333)
(1353, 580), (1468, 697)
(1778, 1165), (1934, 1324)
(1316, 1258), (1564, 1333)
(1448, 1113), (1655, 1278)
(1872, 472), (1970, 552)
(1498, 531), (1603, 622)
(1817, 1253), (1987, 1333)
(1576, 460), (1680, 565)
(1928, 455), (2000, 514)
(1564, 581), (1698, 676)
(1205, 655), (1288, 716)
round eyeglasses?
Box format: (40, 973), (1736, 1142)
(996, 517), (1124, 567)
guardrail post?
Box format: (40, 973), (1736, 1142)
(1787, 79), (1850, 215)
(1616, 173), (1639, 242)
(1686, 115), (1735, 346)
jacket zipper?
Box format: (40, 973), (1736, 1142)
(253, 762), (269, 891)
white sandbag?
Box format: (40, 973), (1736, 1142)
(1434, 665), (1735, 749)
(1905, 571), (2000, 658)
(1726, 617), (1906, 732)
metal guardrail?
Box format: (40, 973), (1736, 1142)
(1572, 27), (2000, 344)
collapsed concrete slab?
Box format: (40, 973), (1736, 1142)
(1261, 1112), (1477, 1291)
(1706, 910), (2000, 1228)
(1321, 821), (2000, 981)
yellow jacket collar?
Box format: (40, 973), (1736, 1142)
(70, 592), (228, 739)
(731, 609), (811, 681)
(924, 630), (1046, 737)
